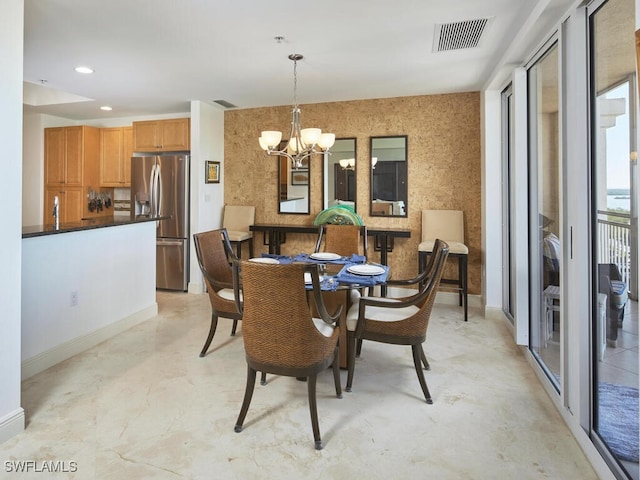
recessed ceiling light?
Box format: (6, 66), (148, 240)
(100, 106), (112, 111)
(75, 66), (94, 74)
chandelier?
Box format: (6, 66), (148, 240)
(339, 158), (355, 170)
(258, 54), (335, 169)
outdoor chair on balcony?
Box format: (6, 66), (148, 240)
(598, 263), (628, 347)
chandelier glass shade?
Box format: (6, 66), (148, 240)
(339, 158), (355, 170)
(259, 54), (335, 169)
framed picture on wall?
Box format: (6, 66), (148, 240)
(291, 169), (309, 185)
(205, 161), (220, 183)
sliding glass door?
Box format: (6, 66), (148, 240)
(528, 41), (562, 389)
(590, 0), (639, 476)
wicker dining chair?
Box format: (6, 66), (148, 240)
(345, 239), (449, 404)
(232, 259), (343, 450)
(193, 228), (242, 357)
(314, 224), (368, 258)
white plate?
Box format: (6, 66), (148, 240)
(310, 252), (342, 261)
(249, 257), (279, 264)
(304, 272), (312, 284)
(347, 264), (385, 276)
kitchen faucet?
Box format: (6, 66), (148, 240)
(52, 195), (60, 229)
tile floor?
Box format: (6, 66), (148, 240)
(0, 292), (599, 479)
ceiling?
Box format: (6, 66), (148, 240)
(23, 0), (575, 121)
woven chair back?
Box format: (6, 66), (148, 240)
(239, 261), (338, 368)
(320, 224), (368, 257)
(194, 229), (237, 313)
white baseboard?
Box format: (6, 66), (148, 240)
(188, 281), (205, 294)
(0, 408), (25, 444)
(484, 305), (504, 320)
(21, 304), (158, 381)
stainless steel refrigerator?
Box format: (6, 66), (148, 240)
(131, 154), (190, 291)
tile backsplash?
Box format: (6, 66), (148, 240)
(114, 188), (131, 216)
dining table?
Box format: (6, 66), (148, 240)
(250, 252), (390, 368)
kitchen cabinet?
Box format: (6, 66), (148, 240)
(132, 118), (190, 152)
(100, 126), (132, 186)
(44, 187), (83, 223)
(44, 125), (108, 223)
(45, 126), (83, 187)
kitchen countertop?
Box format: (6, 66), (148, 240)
(22, 215), (168, 239)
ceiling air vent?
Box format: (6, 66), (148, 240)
(213, 99), (237, 109)
(434, 18), (491, 52)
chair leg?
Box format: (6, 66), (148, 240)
(249, 238), (254, 258)
(260, 372), (267, 386)
(234, 366), (257, 432)
(346, 332), (357, 392)
(418, 251), (430, 289)
(199, 314), (219, 357)
(332, 346), (342, 399)
(236, 242), (242, 259)
(412, 345), (433, 404)
(307, 374), (323, 450)
(231, 320), (238, 336)
(461, 254), (468, 322)
(356, 339), (363, 357)
(420, 345), (430, 370)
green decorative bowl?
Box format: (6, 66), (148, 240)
(314, 205), (364, 226)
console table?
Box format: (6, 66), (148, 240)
(250, 223), (411, 267)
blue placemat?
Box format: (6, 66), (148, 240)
(335, 264), (389, 286)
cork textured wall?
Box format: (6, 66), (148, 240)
(224, 92), (481, 294)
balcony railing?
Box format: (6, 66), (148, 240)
(597, 210), (631, 288)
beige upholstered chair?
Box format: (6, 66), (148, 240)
(222, 205), (255, 258)
(418, 210), (468, 321)
(345, 239), (449, 403)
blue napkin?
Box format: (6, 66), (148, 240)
(349, 254), (366, 264)
(335, 264), (389, 286)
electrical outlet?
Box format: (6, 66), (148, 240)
(70, 291), (78, 307)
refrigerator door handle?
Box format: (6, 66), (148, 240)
(156, 163), (163, 217)
(149, 164), (157, 216)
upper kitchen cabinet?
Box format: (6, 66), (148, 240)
(132, 118), (190, 152)
(45, 126), (83, 186)
(100, 126), (132, 187)
(44, 125), (106, 223)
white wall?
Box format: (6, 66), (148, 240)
(21, 222), (157, 378)
(481, 89), (503, 318)
(0, 0), (25, 444)
(188, 101), (224, 293)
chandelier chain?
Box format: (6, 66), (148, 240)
(292, 57), (298, 107)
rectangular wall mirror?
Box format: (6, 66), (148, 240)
(323, 138), (357, 211)
(370, 135), (408, 217)
(278, 147), (310, 214)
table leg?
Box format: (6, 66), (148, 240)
(379, 234), (389, 296)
